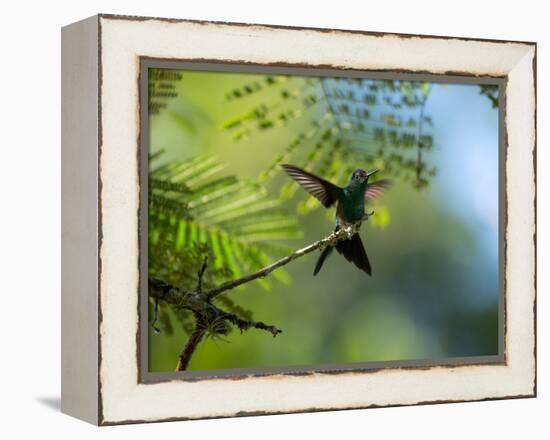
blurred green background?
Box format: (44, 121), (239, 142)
(147, 68), (500, 372)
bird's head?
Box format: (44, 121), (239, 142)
(349, 168), (378, 185)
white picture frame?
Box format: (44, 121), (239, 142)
(61, 14), (536, 425)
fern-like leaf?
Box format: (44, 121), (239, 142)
(149, 153), (303, 290)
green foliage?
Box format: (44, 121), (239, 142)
(148, 151), (303, 334)
(221, 76), (437, 216)
(149, 152), (302, 293)
(148, 68), (182, 115)
(370, 206), (391, 229)
(479, 84), (499, 108)
(225, 75), (289, 101)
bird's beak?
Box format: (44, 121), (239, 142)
(366, 169), (379, 178)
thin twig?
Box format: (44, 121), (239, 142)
(205, 221), (363, 300)
(151, 298), (161, 334)
(197, 255), (208, 293)
(221, 311), (282, 337)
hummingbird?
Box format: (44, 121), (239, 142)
(281, 164), (390, 276)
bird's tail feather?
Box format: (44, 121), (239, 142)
(336, 233), (372, 276)
(313, 245), (334, 276)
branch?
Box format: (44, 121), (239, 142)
(176, 325), (205, 371)
(149, 220), (365, 307)
(149, 218), (368, 371)
(221, 310), (282, 337)
(205, 220), (364, 300)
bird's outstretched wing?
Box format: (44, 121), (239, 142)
(364, 179), (391, 201)
(281, 164), (342, 208)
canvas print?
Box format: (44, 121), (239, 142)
(146, 67), (501, 373)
